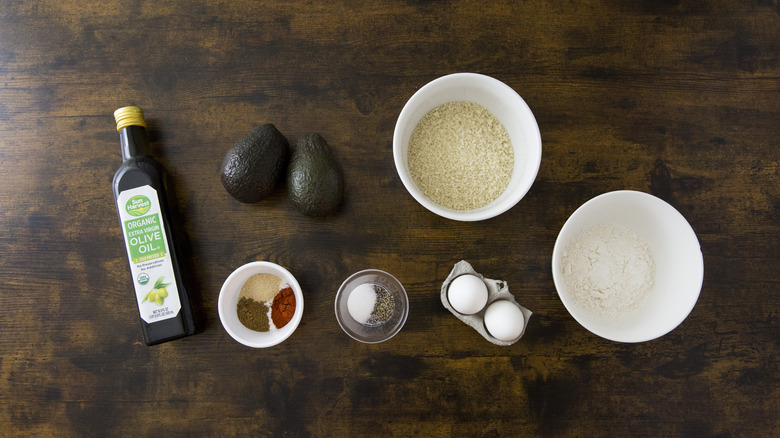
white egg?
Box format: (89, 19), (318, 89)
(484, 300), (525, 341)
(447, 274), (488, 315)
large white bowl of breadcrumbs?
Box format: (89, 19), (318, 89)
(393, 73), (542, 221)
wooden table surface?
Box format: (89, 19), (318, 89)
(1, 1), (778, 436)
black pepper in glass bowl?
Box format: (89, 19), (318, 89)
(334, 269), (409, 343)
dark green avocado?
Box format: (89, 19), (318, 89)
(287, 133), (344, 217)
(220, 124), (289, 203)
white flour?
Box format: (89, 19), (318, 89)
(561, 224), (655, 318)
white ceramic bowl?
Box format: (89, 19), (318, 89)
(393, 72), (542, 221)
(552, 190), (704, 343)
(218, 261), (304, 348)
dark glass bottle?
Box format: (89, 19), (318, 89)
(112, 106), (195, 345)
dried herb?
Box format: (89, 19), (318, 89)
(237, 297), (270, 332)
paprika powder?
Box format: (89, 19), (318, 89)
(271, 286), (296, 328)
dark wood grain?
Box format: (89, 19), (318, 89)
(1, 0), (778, 436)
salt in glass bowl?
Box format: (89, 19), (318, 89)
(393, 72), (542, 221)
(335, 269), (409, 343)
(218, 261), (304, 348)
(552, 190), (704, 343)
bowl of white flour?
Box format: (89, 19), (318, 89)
(552, 190), (703, 342)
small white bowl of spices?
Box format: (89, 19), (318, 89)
(335, 269), (409, 343)
(393, 73), (542, 221)
(218, 261), (304, 348)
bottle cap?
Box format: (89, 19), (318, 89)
(114, 106), (147, 131)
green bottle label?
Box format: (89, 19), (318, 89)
(124, 213), (165, 263)
(117, 185), (181, 323)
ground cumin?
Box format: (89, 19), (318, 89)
(237, 297), (270, 332)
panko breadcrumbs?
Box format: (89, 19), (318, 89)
(408, 101), (513, 210)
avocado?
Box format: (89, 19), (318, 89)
(220, 124), (289, 203)
(287, 133), (344, 217)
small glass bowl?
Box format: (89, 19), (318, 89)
(335, 269), (409, 343)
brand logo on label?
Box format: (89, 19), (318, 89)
(126, 195), (151, 216)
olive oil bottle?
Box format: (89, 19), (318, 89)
(112, 106), (195, 345)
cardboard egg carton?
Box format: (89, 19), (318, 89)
(440, 260), (532, 346)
